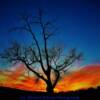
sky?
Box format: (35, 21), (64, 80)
(0, 0), (100, 68)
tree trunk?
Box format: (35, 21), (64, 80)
(46, 80), (54, 93)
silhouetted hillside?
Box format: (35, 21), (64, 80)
(0, 86), (100, 99)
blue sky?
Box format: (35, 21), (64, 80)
(0, 0), (100, 68)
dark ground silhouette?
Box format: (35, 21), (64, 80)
(0, 86), (100, 100)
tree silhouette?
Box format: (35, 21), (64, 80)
(0, 9), (83, 93)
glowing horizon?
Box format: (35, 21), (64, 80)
(0, 64), (100, 93)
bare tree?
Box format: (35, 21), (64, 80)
(0, 9), (83, 93)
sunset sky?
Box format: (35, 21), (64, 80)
(0, 64), (100, 92)
(0, 0), (100, 68)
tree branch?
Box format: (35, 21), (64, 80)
(38, 10), (51, 79)
(51, 67), (60, 88)
(21, 59), (47, 82)
(11, 15), (47, 75)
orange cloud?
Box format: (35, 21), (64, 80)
(0, 64), (100, 92)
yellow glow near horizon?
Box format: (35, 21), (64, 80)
(69, 82), (90, 91)
(0, 64), (100, 92)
